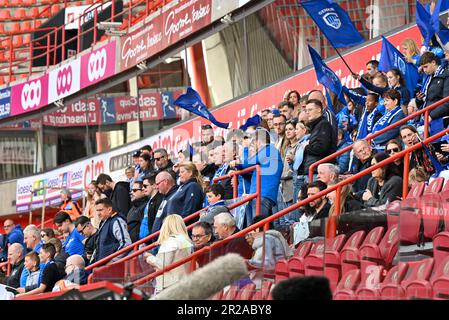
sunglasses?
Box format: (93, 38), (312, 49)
(386, 147), (400, 154)
(131, 188), (142, 192)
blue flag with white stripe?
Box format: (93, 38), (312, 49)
(300, 0), (364, 48)
(378, 36), (420, 99)
(308, 45), (346, 106)
(416, 0), (433, 47)
(431, 0), (449, 45)
(174, 87), (229, 129)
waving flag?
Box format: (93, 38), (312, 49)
(174, 87), (229, 129)
(416, 0), (434, 47)
(300, 0), (364, 48)
(240, 114), (262, 131)
(308, 45), (346, 106)
(378, 37), (420, 98)
(431, 0), (449, 45)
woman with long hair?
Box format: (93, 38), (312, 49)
(362, 152), (403, 207)
(385, 139), (404, 178)
(145, 214), (193, 294)
(401, 38), (421, 66)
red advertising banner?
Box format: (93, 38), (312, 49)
(120, 15), (163, 70)
(42, 98), (100, 126)
(114, 93), (163, 123)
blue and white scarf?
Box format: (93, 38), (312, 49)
(372, 106), (403, 133)
(422, 64), (446, 108)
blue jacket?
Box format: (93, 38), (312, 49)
(63, 228), (85, 256)
(166, 178), (204, 218)
(238, 144), (283, 203)
(336, 140), (352, 173)
(150, 185), (179, 234)
(94, 213), (131, 263)
(7, 225), (24, 246)
(372, 107), (406, 146)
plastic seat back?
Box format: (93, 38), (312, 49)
(424, 177), (445, 195)
(333, 269), (361, 300)
(406, 182), (425, 199)
(274, 259), (289, 283)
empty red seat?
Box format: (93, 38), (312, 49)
(12, 34), (22, 47)
(324, 231), (365, 291)
(378, 263), (409, 299)
(360, 225), (399, 274)
(274, 259), (289, 283)
(424, 177), (445, 195)
(419, 195), (442, 241)
(431, 256), (449, 299)
(22, 0), (36, 5)
(433, 231), (449, 270)
(252, 281), (272, 300)
(288, 240), (324, 278)
(355, 265), (384, 300)
(50, 4), (60, 16)
(0, 9), (11, 20)
(303, 234), (346, 282)
(9, 22), (20, 34)
(236, 283), (256, 300)
(381, 259), (434, 300)
(13, 8), (26, 19)
(407, 181), (426, 199)
(399, 201), (422, 245)
(341, 228), (384, 276)
(441, 179), (449, 192)
(21, 21), (31, 32)
(9, 0), (22, 6)
(222, 285), (239, 300)
(333, 269), (361, 300)
(294, 240), (313, 257)
(29, 7), (39, 18)
(34, 20), (42, 28)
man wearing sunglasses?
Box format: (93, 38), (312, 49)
(74, 216), (98, 264)
(153, 148), (176, 178)
(126, 181), (149, 243)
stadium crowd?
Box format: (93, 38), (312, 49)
(2, 37), (449, 297)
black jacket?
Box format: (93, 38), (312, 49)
(298, 116), (337, 175)
(6, 259), (24, 288)
(417, 66), (449, 119)
(126, 196), (149, 243)
(112, 181), (131, 219)
(146, 192), (164, 240)
(365, 175), (403, 207)
(201, 164), (218, 181)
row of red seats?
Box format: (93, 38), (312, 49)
(0, 0), (93, 6)
(0, 5), (60, 20)
(209, 281), (274, 300)
(0, 20), (42, 34)
(334, 256), (449, 300)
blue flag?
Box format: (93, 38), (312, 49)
(308, 45), (346, 106)
(174, 87), (229, 129)
(416, 0), (434, 47)
(240, 114), (262, 131)
(300, 0), (364, 48)
(431, 0), (449, 45)
(378, 36), (420, 99)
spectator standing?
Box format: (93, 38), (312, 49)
(138, 175), (163, 241)
(126, 181), (149, 243)
(290, 121), (310, 202)
(308, 90), (338, 135)
(150, 172), (179, 234)
(145, 214), (194, 294)
(211, 144), (233, 200)
(201, 124), (215, 147)
(53, 211), (85, 257)
(137, 153), (154, 182)
(83, 180), (105, 229)
(273, 114), (288, 158)
(92, 198), (132, 263)
(59, 188), (82, 221)
(154, 148), (175, 177)
(336, 129), (352, 173)
(286, 90), (302, 118)
(278, 101), (295, 121)
(96, 173), (131, 220)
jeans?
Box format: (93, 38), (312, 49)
(246, 197), (276, 227)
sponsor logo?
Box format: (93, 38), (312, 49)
(323, 12), (341, 29)
(56, 65), (73, 95)
(21, 80), (41, 110)
(88, 48), (107, 82)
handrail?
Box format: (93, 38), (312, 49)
(85, 165), (261, 271)
(133, 125), (449, 287)
(308, 95), (449, 181)
(0, 0), (172, 83)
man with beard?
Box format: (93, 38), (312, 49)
(126, 181), (149, 243)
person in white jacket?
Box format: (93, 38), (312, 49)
(145, 214), (193, 295)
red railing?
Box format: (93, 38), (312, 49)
(308, 95), (449, 181)
(132, 128), (449, 289)
(0, 0), (172, 83)
(85, 165), (261, 275)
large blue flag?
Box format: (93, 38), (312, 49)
(431, 0), (449, 45)
(416, 0), (433, 47)
(240, 114), (262, 131)
(300, 0), (364, 48)
(174, 87), (229, 129)
(308, 45), (346, 106)
(378, 37), (420, 99)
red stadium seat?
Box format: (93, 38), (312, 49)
(0, 9), (11, 20)
(355, 265), (384, 300)
(341, 227), (384, 277)
(22, 21), (31, 32)
(419, 195), (442, 241)
(360, 225), (399, 274)
(208, 291), (223, 300)
(12, 34), (22, 47)
(9, 22), (20, 34)
(274, 259), (289, 283)
(431, 256), (449, 299)
(288, 240), (324, 278)
(433, 232), (449, 270)
(252, 281), (272, 300)
(333, 269), (361, 300)
(51, 4), (60, 16)
(441, 179), (449, 192)
(424, 177), (445, 195)
(22, 0), (36, 5)
(303, 234), (346, 284)
(407, 181), (426, 199)
(9, 0), (22, 6)
(381, 259), (434, 300)
(29, 7), (39, 18)
(399, 201), (422, 245)
(294, 240), (313, 257)
(324, 231), (365, 291)
(222, 285), (239, 300)
(378, 263), (408, 299)
(13, 8), (26, 19)
(236, 283), (256, 300)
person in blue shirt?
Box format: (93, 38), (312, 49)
(20, 225), (44, 288)
(3, 219), (24, 247)
(231, 128), (283, 225)
(53, 211), (85, 257)
(371, 89), (406, 147)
